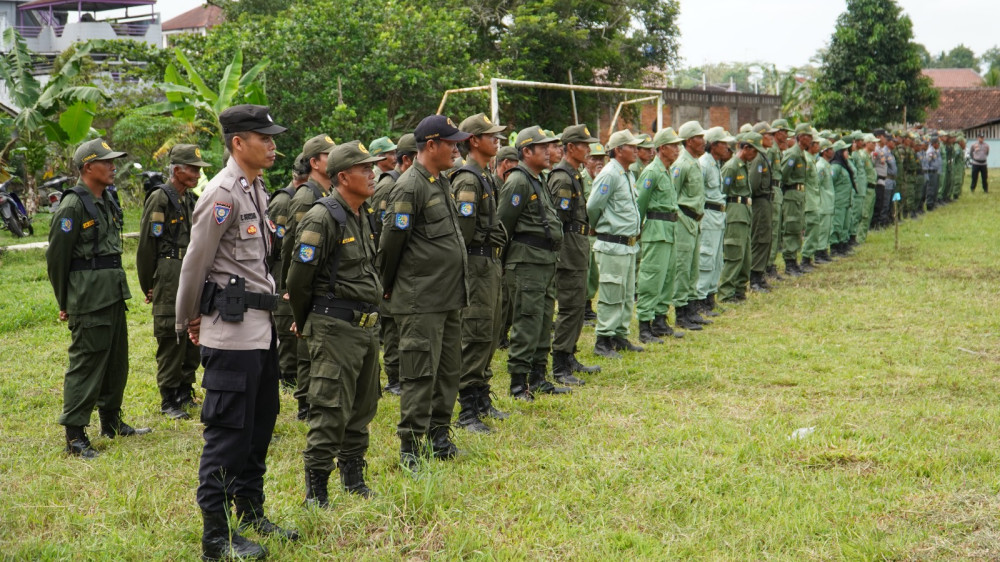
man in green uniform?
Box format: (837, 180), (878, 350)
(284, 134), (336, 420)
(287, 141), (384, 505)
(369, 136), (397, 179)
(859, 134), (878, 240)
(496, 145), (520, 349)
(584, 142), (607, 324)
(47, 138), (151, 458)
(636, 127), (685, 341)
(137, 143), (210, 420)
(847, 132), (868, 252)
(550, 124), (602, 382)
(629, 133), (655, 177)
(718, 133), (764, 302)
(696, 127), (734, 314)
(670, 121), (711, 330)
(767, 119), (793, 280)
(497, 126), (569, 397)
(371, 133), (416, 396)
(587, 129), (644, 354)
(953, 135), (967, 201)
(829, 140), (855, 257)
(450, 113), (510, 433)
(937, 132), (953, 206)
(804, 140), (835, 266)
(780, 123), (814, 276)
(380, 115), (470, 470)
(748, 122), (776, 292)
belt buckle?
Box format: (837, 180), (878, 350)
(363, 312), (379, 328)
(628, 236), (637, 246)
(747, 197), (753, 207)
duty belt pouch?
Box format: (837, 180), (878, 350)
(199, 281), (219, 315)
(214, 275), (247, 322)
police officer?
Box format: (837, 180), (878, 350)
(550, 123), (601, 383)
(372, 133), (416, 396)
(379, 115), (470, 471)
(697, 127), (734, 314)
(47, 138), (150, 458)
(268, 153), (307, 392)
(635, 127), (685, 342)
(137, 143), (210, 420)
(718, 133), (764, 302)
(284, 133), (336, 420)
(780, 123), (815, 276)
(497, 126), (569, 399)
(175, 105), (297, 560)
(450, 113), (509, 433)
(287, 141), (384, 505)
(670, 121), (711, 330)
(588, 129), (644, 355)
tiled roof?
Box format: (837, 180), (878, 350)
(921, 68), (984, 89)
(923, 88), (1000, 131)
(162, 5), (224, 32)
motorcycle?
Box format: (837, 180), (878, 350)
(38, 175), (73, 213)
(0, 179), (33, 238)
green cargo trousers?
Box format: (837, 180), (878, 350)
(636, 234), (676, 321)
(273, 299), (297, 381)
(505, 262), (556, 375)
(595, 251), (636, 338)
(303, 314), (381, 470)
(850, 185), (867, 236)
(672, 214), (700, 308)
(769, 186), (784, 267)
(718, 219), (751, 300)
(59, 300), (129, 427)
(781, 190), (805, 263)
(750, 197), (773, 274)
(802, 211), (832, 259)
(154, 334), (199, 390)
(586, 236), (599, 301)
(552, 267), (587, 354)
(380, 311), (400, 388)
(858, 186), (876, 243)
(396, 309), (462, 438)
(460, 254), (503, 390)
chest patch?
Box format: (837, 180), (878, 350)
(214, 202), (232, 224)
(672, 168), (680, 178)
(247, 224), (258, 236)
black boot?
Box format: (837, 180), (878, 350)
(749, 273), (770, 293)
(201, 509), (266, 561)
(528, 364), (571, 395)
(593, 335), (622, 359)
(476, 386), (509, 420)
(160, 388), (190, 420)
(814, 250), (831, 264)
(509, 373), (534, 401)
(497, 331), (510, 350)
(702, 295), (721, 317)
(551, 351), (585, 385)
(612, 336), (645, 352)
(429, 426), (461, 460)
(784, 259), (802, 277)
(176, 385), (198, 409)
(674, 305), (703, 331)
(800, 257), (815, 272)
(583, 300), (597, 324)
(399, 435), (423, 472)
(638, 321), (663, 344)
(651, 314), (683, 338)
(455, 390), (492, 433)
(98, 410), (151, 438)
(840, 242), (855, 256)
(338, 457), (374, 498)
(296, 398), (309, 421)
(848, 235), (858, 248)
(234, 495), (299, 541)
(304, 466), (331, 508)
(568, 353), (601, 373)
(685, 304), (712, 325)
(383, 376), (401, 396)
(65, 425), (99, 458)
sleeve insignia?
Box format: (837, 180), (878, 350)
(599, 183), (609, 194)
(459, 202), (475, 216)
(59, 218), (73, 232)
(642, 178), (652, 189)
(298, 244), (316, 262)
(276, 225), (286, 238)
(672, 168), (680, 178)
(559, 198), (570, 210)
(511, 194), (521, 206)
(758, 165), (763, 173)
(151, 223), (164, 237)
(724, 177), (732, 186)
(214, 202), (232, 224)
(395, 213), (411, 229)
(787, 159), (795, 167)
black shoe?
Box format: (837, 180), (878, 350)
(814, 250), (831, 264)
(848, 235), (858, 248)
(304, 466), (332, 508)
(176, 385), (199, 409)
(583, 300), (597, 322)
(651, 314), (683, 338)
(699, 298), (720, 317)
(593, 335), (622, 359)
(160, 388), (191, 420)
(638, 320), (664, 344)
(429, 426), (462, 460)
(554, 372), (586, 386)
(98, 410), (151, 438)
(784, 261), (802, 277)
(766, 264), (784, 281)
(497, 333), (510, 350)
(65, 425), (99, 458)
(476, 387), (510, 420)
(749, 273), (770, 293)
(800, 257), (815, 272)
(529, 365), (572, 395)
(296, 398), (309, 421)
(455, 391), (492, 433)
(674, 305), (703, 331)
(202, 509), (267, 561)
(399, 436), (423, 472)
(550, 351), (585, 385)
(383, 381), (401, 396)
(686, 306), (712, 325)
(568, 353), (601, 373)
(509, 373), (535, 401)
(339, 457), (375, 498)
(612, 336), (645, 352)
(234, 496), (299, 541)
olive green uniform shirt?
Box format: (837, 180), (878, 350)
(281, 178), (330, 290)
(720, 157), (753, 225)
(498, 163), (564, 265)
(450, 159), (507, 251)
(266, 183), (295, 286)
(781, 144), (809, 186)
(636, 157), (679, 243)
(671, 149), (706, 217)
(548, 159), (590, 270)
(137, 182), (195, 334)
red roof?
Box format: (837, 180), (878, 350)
(923, 88), (1000, 131)
(921, 68), (984, 89)
(162, 4), (223, 32)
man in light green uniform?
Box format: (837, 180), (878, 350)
(858, 134), (878, 241)
(696, 127), (734, 314)
(847, 132), (868, 252)
(584, 142), (607, 323)
(804, 140), (835, 266)
(718, 133), (764, 302)
(780, 123), (814, 276)
(137, 144), (209, 420)
(829, 140), (855, 258)
(670, 121), (711, 330)
(748, 122), (776, 292)
(587, 129), (644, 356)
(636, 127), (685, 342)
(767, 119), (793, 279)
(629, 133), (655, 177)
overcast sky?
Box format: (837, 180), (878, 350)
(159, 0), (1000, 71)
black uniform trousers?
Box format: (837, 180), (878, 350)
(196, 331), (280, 513)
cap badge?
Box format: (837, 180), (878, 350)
(195, 148), (202, 158)
(359, 142), (369, 154)
(101, 142), (111, 150)
(325, 136), (334, 144)
(447, 118), (456, 127)
(267, 113), (273, 122)
(584, 127), (591, 136)
(484, 115), (492, 124)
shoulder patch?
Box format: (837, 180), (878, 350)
(395, 213), (411, 229)
(457, 190), (476, 202)
(150, 211), (165, 223)
(151, 223), (164, 237)
(276, 225), (286, 238)
(511, 194), (521, 206)
(459, 202), (475, 216)
(724, 176), (732, 186)
(672, 168), (680, 178)
(59, 217), (73, 232)
(559, 198), (570, 210)
(599, 183), (609, 194)
(642, 178), (652, 189)
(298, 244), (316, 263)
(394, 201), (413, 214)
(214, 202), (232, 224)
(300, 230), (322, 245)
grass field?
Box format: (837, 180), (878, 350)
(1, 181), (998, 560)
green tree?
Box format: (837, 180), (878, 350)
(813, 0), (938, 129)
(981, 45), (1000, 74)
(938, 44), (979, 70)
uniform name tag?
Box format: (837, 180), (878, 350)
(82, 220), (95, 229)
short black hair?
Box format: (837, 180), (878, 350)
(224, 132), (250, 152)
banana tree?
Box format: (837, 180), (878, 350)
(0, 28), (107, 214)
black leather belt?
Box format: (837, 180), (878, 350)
(467, 245), (500, 258)
(886, 174), (896, 180)
(726, 196), (752, 206)
(69, 254), (121, 272)
(877, 175), (886, 181)
(679, 205), (703, 221)
(705, 201), (726, 213)
(512, 233), (555, 250)
(161, 247), (187, 260)
(563, 223), (588, 235)
(311, 297), (379, 328)
(646, 211), (678, 222)
(770, 179), (781, 188)
(596, 233), (638, 246)
(245, 291), (279, 311)
(782, 184), (805, 192)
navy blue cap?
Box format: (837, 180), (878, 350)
(414, 115), (472, 143)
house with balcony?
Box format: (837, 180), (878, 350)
(5, 0), (161, 55)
